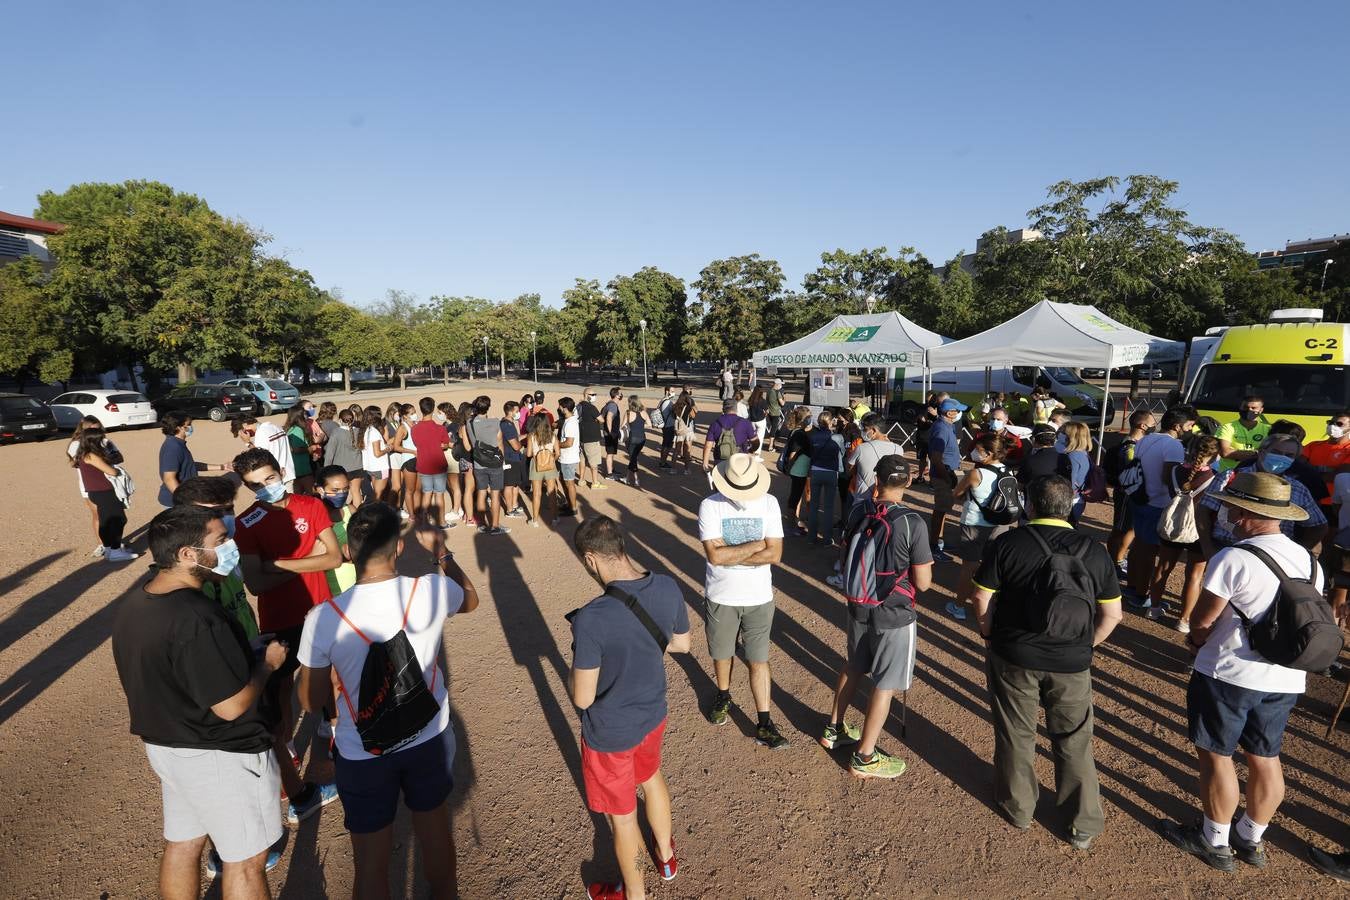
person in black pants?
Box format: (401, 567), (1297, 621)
(75, 428), (139, 563)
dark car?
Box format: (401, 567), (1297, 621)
(0, 393), (60, 443)
(151, 384), (257, 422)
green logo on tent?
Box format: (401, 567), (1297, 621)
(823, 326), (880, 344)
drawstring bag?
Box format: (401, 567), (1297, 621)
(327, 577), (439, 756)
(1158, 469), (1200, 544)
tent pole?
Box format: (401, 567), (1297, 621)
(1097, 366), (1112, 465)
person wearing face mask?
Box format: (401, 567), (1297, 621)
(315, 465), (358, 595)
(1124, 407), (1198, 607)
(1106, 409), (1157, 578)
(157, 410), (230, 509)
(112, 505), (290, 892)
(172, 475), (258, 641)
(927, 397), (968, 562)
(974, 407), (1025, 465)
(949, 432), (1014, 621)
(1215, 396), (1269, 473)
(231, 447), (344, 826)
(1300, 412), (1350, 506)
(1196, 434), (1327, 561)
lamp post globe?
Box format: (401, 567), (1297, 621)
(638, 319), (649, 389)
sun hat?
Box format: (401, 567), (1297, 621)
(773, 378), (784, 387)
(939, 398), (968, 413)
(711, 453), (771, 502)
(1216, 471), (1308, 522)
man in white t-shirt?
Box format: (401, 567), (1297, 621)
(297, 504), (480, 898)
(698, 453), (787, 749)
(1124, 406), (1195, 599)
(847, 412), (904, 510)
(1159, 472), (1323, 874)
(557, 397), (583, 517)
(232, 415), (297, 485)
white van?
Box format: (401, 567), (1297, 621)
(899, 366), (1111, 421)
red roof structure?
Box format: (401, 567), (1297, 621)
(0, 211), (65, 235)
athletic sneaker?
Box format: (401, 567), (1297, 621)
(105, 548), (140, 563)
(206, 846), (283, 878)
(586, 882), (624, 900)
(656, 838), (678, 881)
(1069, 828), (1095, 851)
(1307, 845), (1350, 882)
(1158, 819), (1237, 873)
(488, 526), (511, 535)
(931, 548), (954, 563)
(504, 506), (525, 518)
(399, 509), (410, 520)
(943, 601), (967, 621)
(850, 747), (907, 779)
(707, 695), (731, 726)
(754, 720), (789, 750)
(590, 482), (610, 490)
(286, 781), (339, 825)
(825, 573), (845, 589)
(1230, 828), (1267, 868)
(91, 545), (106, 558)
(1175, 620), (1191, 635)
(818, 721), (861, 750)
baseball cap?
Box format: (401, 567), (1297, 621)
(874, 455), (912, 485)
(938, 398), (968, 413)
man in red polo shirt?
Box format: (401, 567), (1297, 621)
(411, 396), (452, 527)
(233, 447), (344, 824)
(1302, 411), (1350, 506)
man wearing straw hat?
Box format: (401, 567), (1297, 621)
(1160, 471), (1323, 873)
(698, 453), (788, 749)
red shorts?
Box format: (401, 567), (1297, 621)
(581, 718), (667, 815)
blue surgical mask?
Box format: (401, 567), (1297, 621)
(220, 513), (236, 539)
(254, 481), (286, 503)
(1261, 453), (1294, 475)
(305, 408), (316, 418)
(324, 491), (349, 508)
(185, 425), (194, 438)
(196, 539), (240, 576)
(990, 419), (1006, 432)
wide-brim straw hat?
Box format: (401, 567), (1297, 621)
(711, 453), (771, 502)
(1217, 471), (1308, 522)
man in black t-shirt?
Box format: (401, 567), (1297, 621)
(112, 505), (288, 893)
(577, 388), (608, 490)
(964, 475), (1122, 850)
(602, 387), (624, 480)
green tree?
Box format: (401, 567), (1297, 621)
(685, 254), (784, 363)
(313, 302), (389, 393)
(0, 258), (74, 388)
(559, 279), (608, 365)
(804, 247), (917, 315)
(606, 267), (687, 366)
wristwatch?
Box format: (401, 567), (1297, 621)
(438, 551), (455, 564)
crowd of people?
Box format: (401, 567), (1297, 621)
(76, 377), (1349, 898)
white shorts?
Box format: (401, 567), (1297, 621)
(145, 743), (282, 863)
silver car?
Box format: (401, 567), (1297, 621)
(219, 377), (301, 415)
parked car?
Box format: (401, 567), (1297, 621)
(217, 377), (301, 415)
(0, 393), (59, 443)
(48, 389), (158, 430)
(1079, 367), (1107, 378)
(151, 384), (257, 422)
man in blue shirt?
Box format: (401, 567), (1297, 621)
(926, 398), (966, 562)
(568, 515), (691, 900)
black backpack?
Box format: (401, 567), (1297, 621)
(1231, 544), (1345, 673)
(1103, 438), (1135, 488)
(330, 577), (441, 756)
(977, 464), (1023, 526)
(1023, 528), (1097, 643)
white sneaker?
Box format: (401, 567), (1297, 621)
(826, 573), (845, 589)
(399, 509), (410, 520)
(105, 548), (140, 563)
(91, 545), (106, 558)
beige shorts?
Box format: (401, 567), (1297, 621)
(581, 441), (604, 468)
(146, 743), (282, 863)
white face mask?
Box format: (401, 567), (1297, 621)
(970, 448), (988, 463)
(1217, 504), (1236, 536)
(1329, 424), (1346, 440)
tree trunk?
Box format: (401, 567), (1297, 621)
(499, 348), (506, 380)
(443, 364), (449, 386)
(127, 358), (141, 392)
(343, 367), (352, 394)
(399, 370), (408, 390)
(177, 361), (197, 384)
(281, 352), (294, 382)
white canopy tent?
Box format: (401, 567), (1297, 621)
(752, 311), (945, 370)
(924, 299), (1184, 460)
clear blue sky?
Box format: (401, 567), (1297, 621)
(5, 1), (1348, 309)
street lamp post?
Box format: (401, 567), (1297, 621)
(639, 319), (649, 390)
(1322, 259), (1336, 292)
(864, 292), (878, 314)
(482, 336), (489, 379)
(530, 330), (538, 384)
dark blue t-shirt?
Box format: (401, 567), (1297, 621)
(500, 419), (523, 462)
(570, 573), (689, 752)
(928, 419), (961, 471)
(158, 436), (196, 507)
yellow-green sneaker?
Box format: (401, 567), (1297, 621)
(819, 721), (862, 750)
(708, 694), (732, 726)
(850, 747), (907, 780)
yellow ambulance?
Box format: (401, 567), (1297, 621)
(1185, 309), (1348, 443)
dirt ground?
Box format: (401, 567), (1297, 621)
(1, 379), (1346, 899)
